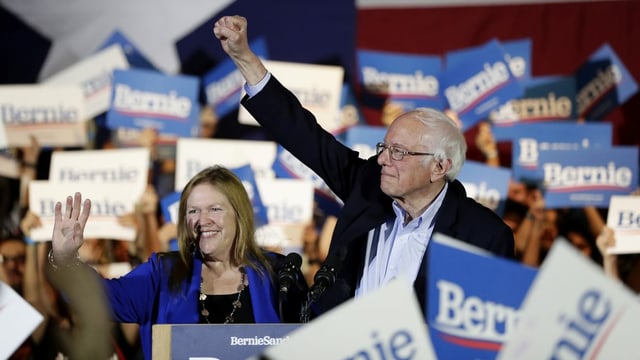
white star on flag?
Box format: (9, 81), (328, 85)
(0, 0), (233, 79)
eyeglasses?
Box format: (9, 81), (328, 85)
(375, 142), (434, 161)
(0, 254), (26, 266)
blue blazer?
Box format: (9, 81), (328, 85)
(242, 76), (515, 314)
(104, 251), (296, 360)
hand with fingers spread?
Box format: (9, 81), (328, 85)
(52, 192), (92, 263)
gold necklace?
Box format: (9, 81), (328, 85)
(199, 266), (246, 324)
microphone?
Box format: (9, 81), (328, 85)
(308, 262), (337, 302)
(308, 246), (346, 302)
(277, 252), (303, 300)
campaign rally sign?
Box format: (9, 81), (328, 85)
(99, 30), (157, 71)
(160, 191), (180, 251)
(427, 233), (537, 360)
(231, 164), (269, 228)
(0, 84), (87, 147)
(458, 160), (511, 216)
(256, 178), (313, 226)
(497, 240), (640, 359)
(502, 38), (532, 82)
(336, 82), (367, 137)
(272, 145), (343, 217)
(512, 122), (612, 183)
(537, 146), (638, 208)
(255, 177), (314, 252)
(343, 124), (387, 159)
(107, 68), (200, 138)
(175, 137), (277, 191)
(261, 277), (436, 360)
(95, 262), (133, 280)
(0, 282), (44, 360)
(576, 43), (638, 120)
(490, 76), (577, 129)
(446, 38), (531, 82)
(28, 180), (141, 241)
(0, 152), (19, 178)
(605, 195), (640, 254)
(202, 37), (268, 118)
(441, 39), (523, 132)
(356, 49), (444, 113)
(44, 44), (129, 118)
(48, 147), (150, 197)
(160, 191), (181, 225)
(0, 124), (6, 150)
(238, 60), (345, 134)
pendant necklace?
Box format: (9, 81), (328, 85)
(199, 266), (246, 324)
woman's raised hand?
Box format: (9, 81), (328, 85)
(52, 192), (91, 262)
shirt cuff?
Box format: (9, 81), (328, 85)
(244, 72), (271, 98)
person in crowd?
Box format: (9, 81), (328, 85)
(596, 226), (640, 294)
(0, 236), (26, 293)
(501, 199), (528, 234)
(474, 120), (500, 167)
(557, 208), (602, 265)
(597, 226), (621, 280)
(591, 189), (640, 294)
(511, 184), (548, 263)
(47, 165), (308, 360)
(212, 15), (515, 315)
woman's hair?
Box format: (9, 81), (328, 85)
(410, 108), (467, 181)
(169, 166), (271, 292)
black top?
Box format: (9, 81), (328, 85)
(198, 288), (255, 324)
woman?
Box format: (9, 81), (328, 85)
(49, 165), (308, 360)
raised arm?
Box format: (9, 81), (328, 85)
(213, 15), (267, 86)
(596, 226), (619, 280)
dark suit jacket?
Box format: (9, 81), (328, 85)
(242, 76), (515, 315)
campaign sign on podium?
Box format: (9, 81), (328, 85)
(427, 233), (537, 360)
(152, 323), (299, 360)
(498, 240), (640, 359)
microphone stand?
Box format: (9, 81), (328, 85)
(277, 253), (302, 322)
(299, 262), (336, 323)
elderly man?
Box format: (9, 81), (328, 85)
(213, 15), (515, 314)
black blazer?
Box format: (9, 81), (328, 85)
(243, 76), (515, 315)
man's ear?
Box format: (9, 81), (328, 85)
(430, 158), (451, 182)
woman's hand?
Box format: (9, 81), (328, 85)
(52, 192), (91, 262)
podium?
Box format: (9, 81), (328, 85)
(152, 323), (300, 359)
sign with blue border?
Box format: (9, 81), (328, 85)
(427, 233), (537, 360)
(107, 68), (199, 138)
